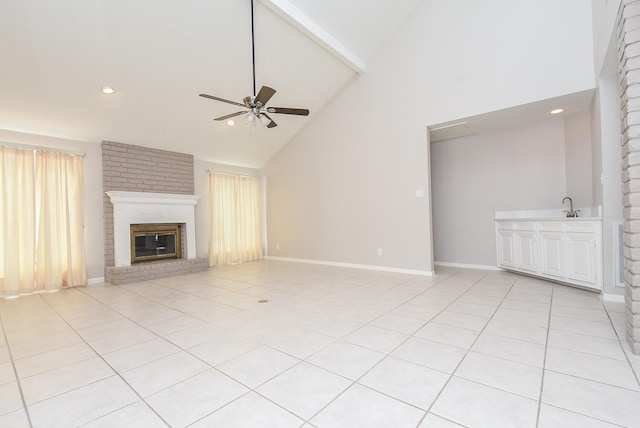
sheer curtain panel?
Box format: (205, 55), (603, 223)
(0, 146), (86, 297)
(0, 147), (36, 296)
(35, 151), (87, 289)
(208, 172), (263, 265)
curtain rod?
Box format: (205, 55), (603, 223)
(0, 141), (85, 157)
(207, 170), (259, 178)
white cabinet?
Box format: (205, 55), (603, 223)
(515, 223), (537, 273)
(565, 222), (598, 284)
(495, 219), (601, 291)
(496, 222), (538, 273)
(539, 222), (564, 278)
(496, 224), (516, 268)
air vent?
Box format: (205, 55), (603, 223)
(429, 121), (475, 143)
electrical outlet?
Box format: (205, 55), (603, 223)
(377, 248), (383, 256)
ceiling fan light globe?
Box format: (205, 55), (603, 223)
(258, 114), (270, 125)
(247, 112), (256, 122)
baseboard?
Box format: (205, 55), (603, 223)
(87, 277), (105, 285)
(434, 261), (502, 271)
(265, 256), (434, 276)
(602, 293), (625, 303)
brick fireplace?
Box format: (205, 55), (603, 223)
(102, 141), (207, 284)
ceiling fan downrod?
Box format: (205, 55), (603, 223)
(198, 0), (310, 129)
(251, 0), (256, 97)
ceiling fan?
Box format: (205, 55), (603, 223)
(199, 0), (309, 129)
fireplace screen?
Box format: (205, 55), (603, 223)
(130, 224), (182, 263)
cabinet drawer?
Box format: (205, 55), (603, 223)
(496, 221), (515, 231)
(565, 222), (595, 233)
(515, 222), (537, 231)
(539, 222), (563, 232)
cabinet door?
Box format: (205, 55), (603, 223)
(496, 228), (516, 268)
(515, 229), (537, 273)
(566, 233), (597, 284)
(539, 222), (564, 278)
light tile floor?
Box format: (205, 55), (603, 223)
(0, 260), (639, 427)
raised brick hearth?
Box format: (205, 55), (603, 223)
(105, 257), (208, 285)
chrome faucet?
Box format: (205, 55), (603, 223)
(562, 196), (578, 217)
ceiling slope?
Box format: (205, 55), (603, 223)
(0, 0), (424, 168)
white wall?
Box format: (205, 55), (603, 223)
(589, 0), (624, 296)
(0, 129), (104, 281)
(261, 0), (595, 273)
(431, 118), (568, 267)
(595, 35), (625, 296)
(592, 0), (622, 77)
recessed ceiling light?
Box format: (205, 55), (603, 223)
(550, 108), (564, 114)
(101, 85), (115, 94)
(226, 120), (235, 126)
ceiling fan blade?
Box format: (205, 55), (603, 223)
(262, 113), (277, 128)
(199, 93), (246, 108)
(255, 86), (276, 106)
(266, 107), (310, 116)
(214, 111), (248, 121)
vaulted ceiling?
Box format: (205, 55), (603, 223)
(0, 0), (423, 168)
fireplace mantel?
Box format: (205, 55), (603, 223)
(106, 191), (200, 267)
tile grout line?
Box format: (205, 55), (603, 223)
(263, 269), (508, 426)
(39, 287), (174, 427)
(0, 265), (523, 425)
(78, 274), (344, 426)
(535, 282), (556, 427)
(419, 273), (519, 426)
(252, 274), (445, 425)
(192, 267), (450, 426)
(6, 261), (633, 426)
(72, 283), (315, 426)
(0, 297), (36, 428)
(536, 287), (637, 426)
(600, 297), (640, 389)
(257, 269), (468, 426)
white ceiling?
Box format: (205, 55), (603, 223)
(429, 89), (595, 143)
(0, 0), (424, 168)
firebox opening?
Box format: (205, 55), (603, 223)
(130, 223), (182, 264)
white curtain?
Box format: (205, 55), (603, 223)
(0, 147), (36, 295)
(0, 146), (86, 297)
(35, 151), (87, 290)
(208, 172), (263, 265)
